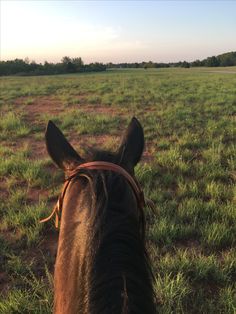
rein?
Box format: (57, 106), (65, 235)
(40, 161), (155, 228)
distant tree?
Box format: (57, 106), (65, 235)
(144, 61), (154, 68)
(181, 61), (190, 68)
(29, 60), (38, 72)
(191, 59), (202, 67)
(61, 56), (71, 64)
(72, 57), (84, 71)
(199, 52), (236, 67)
(106, 62), (114, 68)
(84, 62), (106, 72)
(205, 56), (220, 67)
(61, 56), (77, 73)
(218, 52), (236, 66)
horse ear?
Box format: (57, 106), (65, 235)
(117, 117), (144, 171)
(45, 120), (83, 171)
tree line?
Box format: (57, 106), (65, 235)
(0, 56), (106, 76)
(107, 51), (236, 69)
(0, 51), (235, 76)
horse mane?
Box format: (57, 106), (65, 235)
(74, 148), (156, 313)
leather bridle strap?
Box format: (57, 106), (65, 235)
(40, 180), (71, 228)
(40, 161), (155, 228)
(68, 161), (146, 207)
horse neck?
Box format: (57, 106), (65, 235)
(54, 178), (155, 314)
(54, 181), (92, 314)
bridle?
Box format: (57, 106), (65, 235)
(40, 161), (155, 228)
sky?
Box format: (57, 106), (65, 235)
(1, 0), (236, 63)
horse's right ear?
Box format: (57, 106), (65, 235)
(117, 117), (144, 173)
(45, 120), (83, 171)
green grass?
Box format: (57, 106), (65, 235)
(56, 110), (126, 135)
(0, 112), (30, 140)
(0, 268), (53, 314)
(0, 149), (54, 188)
(0, 68), (235, 313)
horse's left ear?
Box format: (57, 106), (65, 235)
(117, 117), (144, 172)
(45, 120), (83, 171)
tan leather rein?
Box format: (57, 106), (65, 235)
(40, 161), (155, 228)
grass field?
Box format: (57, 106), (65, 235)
(0, 67), (235, 313)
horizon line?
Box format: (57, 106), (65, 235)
(1, 50), (235, 65)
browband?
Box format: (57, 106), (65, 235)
(40, 161), (155, 228)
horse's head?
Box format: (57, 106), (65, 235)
(45, 117), (145, 228)
(45, 117), (155, 314)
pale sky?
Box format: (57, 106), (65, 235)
(1, 0), (236, 63)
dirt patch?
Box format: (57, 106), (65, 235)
(30, 139), (48, 159)
(142, 151), (154, 163)
(26, 187), (51, 203)
(22, 231), (58, 266)
(0, 272), (10, 296)
(0, 179), (9, 200)
(0, 227), (23, 245)
(15, 96), (63, 120)
(175, 239), (203, 254)
(39, 231), (58, 260)
(68, 133), (120, 152)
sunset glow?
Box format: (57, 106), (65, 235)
(1, 0), (236, 63)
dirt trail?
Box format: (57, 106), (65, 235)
(15, 96), (63, 120)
